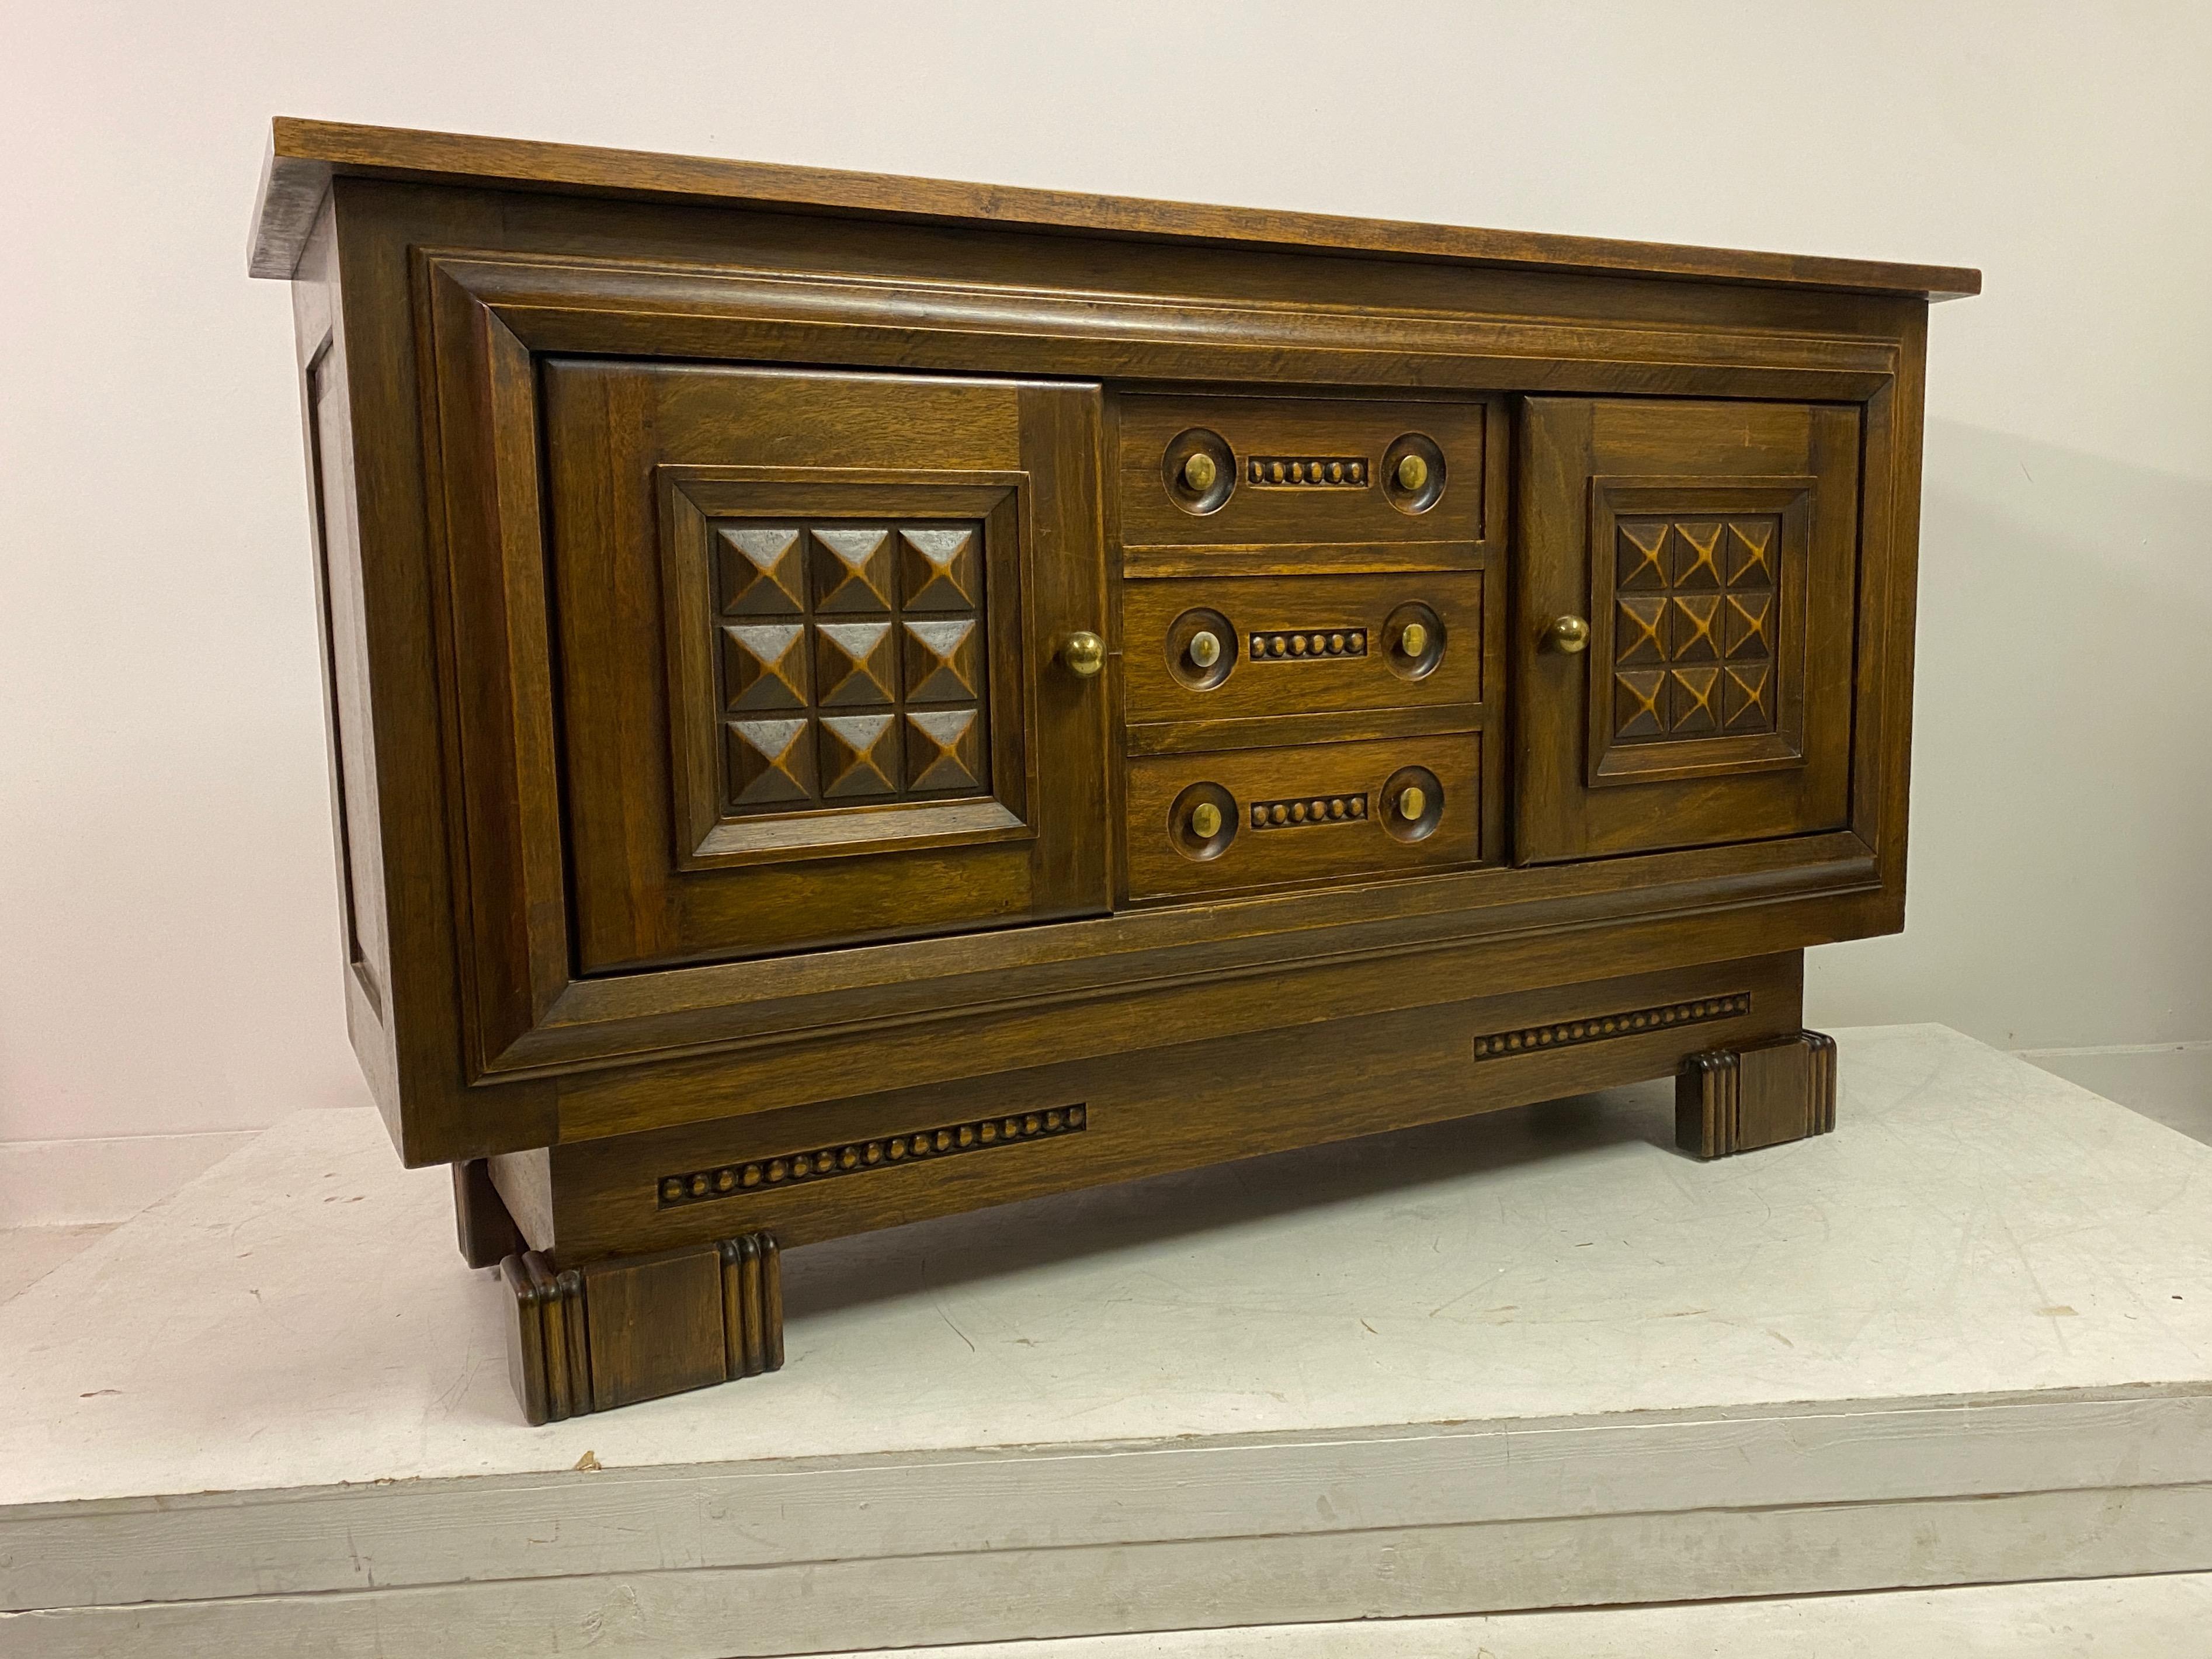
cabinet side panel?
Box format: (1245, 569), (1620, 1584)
(305, 316), (388, 1011)
(292, 201), (399, 1127)
(328, 179), (560, 1162)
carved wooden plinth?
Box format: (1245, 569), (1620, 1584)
(1676, 1030), (1838, 1158)
(502, 1233), (783, 1425)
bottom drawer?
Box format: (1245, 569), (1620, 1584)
(1124, 734), (1481, 901)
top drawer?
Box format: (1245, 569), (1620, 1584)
(1117, 395), (1489, 556)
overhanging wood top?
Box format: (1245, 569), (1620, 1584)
(249, 117), (1981, 300)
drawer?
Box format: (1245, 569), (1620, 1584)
(1125, 734), (1481, 901)
(1124, 572), (1481, 724)
(1118, 395), (1490, 556)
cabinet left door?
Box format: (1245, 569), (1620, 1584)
(540, 362), (1110, 974)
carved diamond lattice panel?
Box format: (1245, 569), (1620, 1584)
(1611, 515), (1777, 742)
(712, 521), (989, 814)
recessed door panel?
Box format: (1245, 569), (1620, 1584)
(543, 362), (1109, 971)
(1516, 399), (1859, 862)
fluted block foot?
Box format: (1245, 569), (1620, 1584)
(502, 1231), (783, 1425)
(1676, 1029), (1837, 1159)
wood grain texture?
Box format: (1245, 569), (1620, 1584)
(250, 118), (1981, 299)
(502, 1233), (785, 1422)
(1122, 572), (1484, 724)
(1515, 399), (1860, 862)
(1676, 1028), (1839, 1157)
(450, 1159), (522, 1269)
(248, 123), (1957, 1417)
(539, 953), (1804, 1263)
(1119, 396), (1492, 552)
(1124, 733), (1481, 901)
(391, 235), (1885, 1091)
(538, 362), (1110, 974)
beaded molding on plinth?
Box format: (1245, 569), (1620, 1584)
(1248, 456), (1368, 487)
(659, 1105), (1088, 1208)
(1252, 793), (1370, 830)
(1251, 630), (1367, 660)
(1472, 992), (1750, 1060)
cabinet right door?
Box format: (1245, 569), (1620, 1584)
(1516, 398), (1860, 862)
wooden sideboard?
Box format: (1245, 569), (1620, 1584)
(249, 119), (1976, 1423)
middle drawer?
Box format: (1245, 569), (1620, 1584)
(1123, 572), (1482, 724)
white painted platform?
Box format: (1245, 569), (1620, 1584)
(4, 1025), (2211, 1655)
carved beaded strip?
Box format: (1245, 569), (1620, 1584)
(1249, 629), (1367, 661)
(1247, 456), (1368, 487)
(1251, 793), (1369, 830)
(1471, 993), (1750, 1060)
(658, 1105), (1088, 1207)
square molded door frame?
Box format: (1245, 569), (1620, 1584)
(1515, 397), (1862, 864)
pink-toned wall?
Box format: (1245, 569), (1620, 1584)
(2, 2), (2205, 1190)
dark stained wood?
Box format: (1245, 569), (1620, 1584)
(552, 871), (1878, 1140)
(1515, 400), (1860, 862)
(253, 122), (1962, 1422)
(251, 119), (1981, 300)
(533, 362), (1109, 975)
(501, 1233), (784, 1422)
(1121, 573), (1485, 725)
(543, 954), (1804, 1265)
(452, 1158), (523, 1269)
(581, 1246), (725, 1413)
(1124, 733), (1481, 903)
(1676, 1029), (1838, 1157)
(1116, 395), (1492, 553)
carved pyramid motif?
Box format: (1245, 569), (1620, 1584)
(725, 716), (815, 807)
(1611, 515), (1781, 745)
(721, 622), (809, 711)
(1617, 520), (1668, 591)
(898, 527), (981, 612)
(820, 712), (900, 798)
(815, 620), (898, 706)
(1725, 519), (1776, 587)
(1614, 669), (1666, 740)
(716, 526), (806, 615)
(710, 520), (991, 815)
(811, 527), (896, 613)
(1724, 662), (1774, 731)
(902, 618), (981, 703)
(1668, 520), (1724, 589)
(906, 707), (984, 793)
(1616, 596), (1666, 666)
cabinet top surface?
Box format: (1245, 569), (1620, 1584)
(249, 117), (1981, 300)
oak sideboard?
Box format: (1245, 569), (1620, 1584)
(249, 119), (1977, 1423)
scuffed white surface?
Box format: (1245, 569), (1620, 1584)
(838, 1572), (2212, 1658)
(3, 1024), (2208, 1506)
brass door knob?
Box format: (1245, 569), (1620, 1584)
(1544, 615), (1591, 654)
(1182, 452), (1218, 492)
(1398, 620), (1429, 658)
(1060, 631), (1106, 677)
(1396, 453), (1428, 491)
(1190, 801), (1223, 838)
(1397, 784), (1428, 821)
(1188, 629), (1223, 668)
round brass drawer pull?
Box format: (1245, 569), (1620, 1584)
(1060, 631), (1106, 676)
(1398, 620), (1429, 658)
(1396, 453), (1429, 492)
(1545, 615), (1591, 655)
(1190, 801), (1223, 838)
(1182, 452), (1218, 492)
(1187, 629), (1223, 668)
(1397, 784), (1428, 821)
